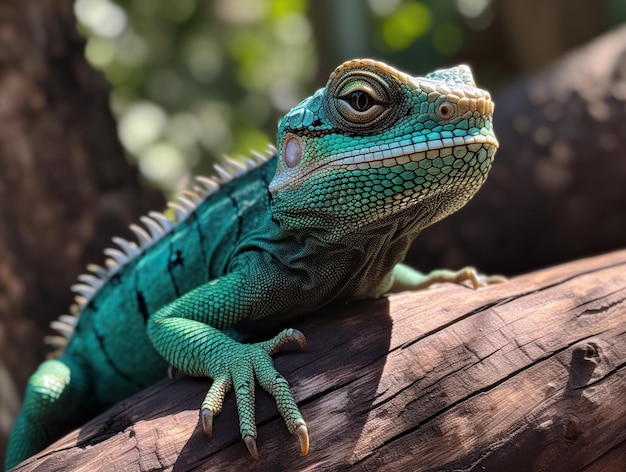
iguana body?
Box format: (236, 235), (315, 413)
(6, 59), (498, 469)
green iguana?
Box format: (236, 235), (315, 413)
(6, 59), (499, 469)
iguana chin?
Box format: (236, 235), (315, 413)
(5, 58), (498, 469)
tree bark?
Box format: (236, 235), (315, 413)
(13, 250), (626, 472)
(0, 0), (162, 464)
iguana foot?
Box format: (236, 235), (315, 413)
(200, 328), (308, 459)
(389, 262), (506, 292)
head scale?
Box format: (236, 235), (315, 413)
(269, 59), (498, 242)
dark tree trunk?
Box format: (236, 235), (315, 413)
(0, 0), (162, 464)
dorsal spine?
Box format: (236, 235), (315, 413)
(44, 145), (276, 351)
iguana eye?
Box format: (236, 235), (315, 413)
(325, 69), (404, 133)
(336, 86), (384, 124)
(342, 90), (375, 112)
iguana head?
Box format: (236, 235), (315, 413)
(269, 59), (498, 241)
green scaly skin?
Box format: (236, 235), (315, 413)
(5, 59), (499, 470)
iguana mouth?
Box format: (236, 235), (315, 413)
(328, 133), (499, 168)
(269, 132), (497, 195)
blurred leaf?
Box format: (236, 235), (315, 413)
(381, 1), (432, 50)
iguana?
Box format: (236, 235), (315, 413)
(5, 59), (499, 470)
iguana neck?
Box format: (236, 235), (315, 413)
(261, 201), (426, 304)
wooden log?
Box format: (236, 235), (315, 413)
(13, 250), (626, 471)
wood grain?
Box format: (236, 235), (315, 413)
(13, 250), (626, 471)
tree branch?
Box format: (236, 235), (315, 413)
(13, 250), (626, 471)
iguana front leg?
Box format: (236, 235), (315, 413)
(389, 262), (506, 292)
(146, 271), (309, 459)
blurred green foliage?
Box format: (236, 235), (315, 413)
(75, 0), (315, 192)
(74, 0), (622, 194)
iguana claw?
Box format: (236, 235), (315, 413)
(290, 329), (307, 351)
(201, 409), (213, 437)
(244, 434), (259, 460)
(295, 423), (309, 455)
(240, 423), (307, 460)
(264, 328), (307, 354)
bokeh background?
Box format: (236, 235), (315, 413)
(2, 0), (626, 465)
(73, 0), (625, 193)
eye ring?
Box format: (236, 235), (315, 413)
(436, 101), (457, 121)
(324, 68), (406, 134)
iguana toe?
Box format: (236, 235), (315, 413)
(459, 267), (507, 288)
(478, 274), (507, 286)
(200, 376), (231, 438)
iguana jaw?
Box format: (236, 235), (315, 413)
(327, 131), (497, 167)
(268, 133), (498, 193)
